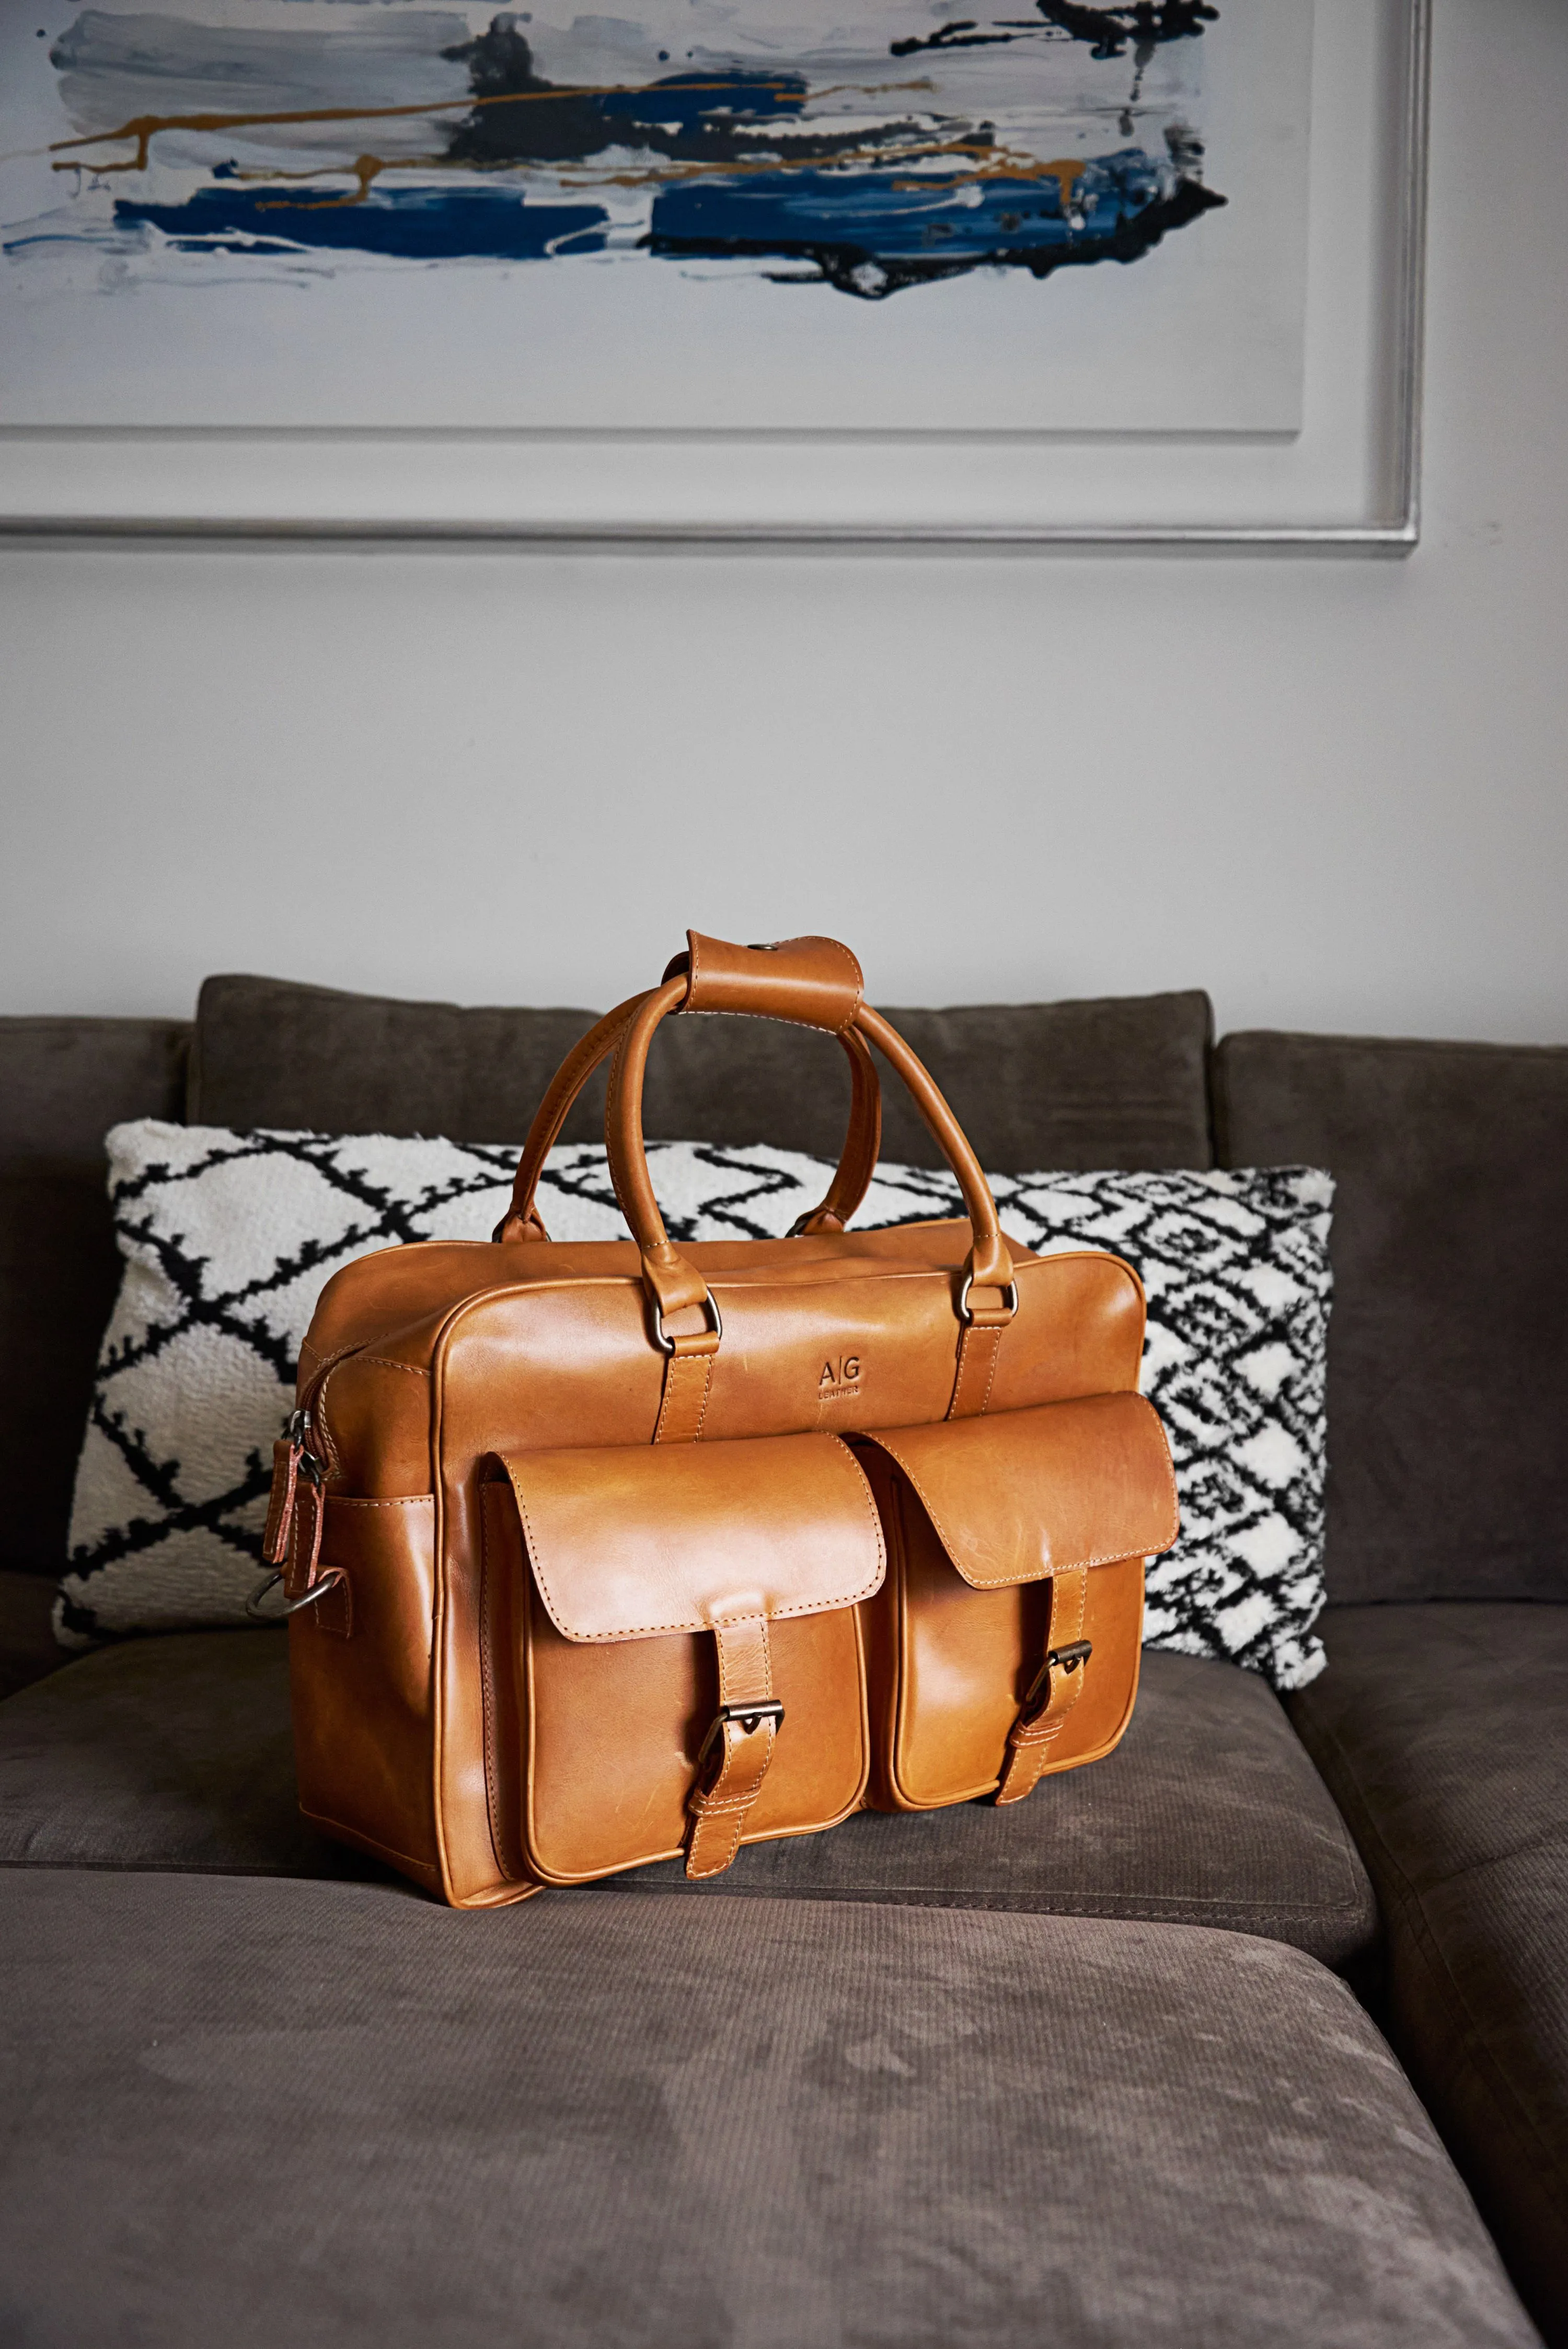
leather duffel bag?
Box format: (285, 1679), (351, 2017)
(260, 933), (1178, 1906)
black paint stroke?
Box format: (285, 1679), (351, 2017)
(893, 2), (1218, 63)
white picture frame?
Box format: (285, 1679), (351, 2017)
(0, 0), (1428, 548)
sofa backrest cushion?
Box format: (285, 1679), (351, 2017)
(0, 1018), (190, 1577)
(189, 975), (1216, 1174)
(1214, 1030), (1568, 1606)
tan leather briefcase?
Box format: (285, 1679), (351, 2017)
(259, 933), (1178, 1906)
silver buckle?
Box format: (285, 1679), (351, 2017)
(651, 1289), (723, 1356)
(956, 1273), (1020, 1326)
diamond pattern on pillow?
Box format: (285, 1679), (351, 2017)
(61, 1126), (1331, 1688)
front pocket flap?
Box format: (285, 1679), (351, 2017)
(860, 1393), (1178, 1590)
(494, 1432), (885, 1643)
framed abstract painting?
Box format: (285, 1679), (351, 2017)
(0, 0), (1428, 543)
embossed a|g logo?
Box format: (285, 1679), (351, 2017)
(818, 1355), (861, 1396)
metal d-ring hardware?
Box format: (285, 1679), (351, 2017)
(245, 1567), (346, 1623)
(651, 1289), (723, 1357)
(956, 1273), (1020, 1326)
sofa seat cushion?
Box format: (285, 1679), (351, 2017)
(0, 1876), (1537, 2349)
(621, 1647), (1374, 1967)
(1288, 1602), (1568, 2344)
(0, 1631), (1376, 1967)
(0, 1626), (381, 1880)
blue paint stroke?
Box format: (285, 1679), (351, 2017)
(649, 150), (1225, 297)
(597, 68), (806, 132)
(113, 185), (609, 262)
(437, 23), (812, 166)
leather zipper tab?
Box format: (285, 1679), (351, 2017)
(262, 1407), (325, 1568)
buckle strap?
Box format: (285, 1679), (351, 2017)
(996, 1568), (1092, 1806)
(687, 1613), (783, 1878)
(653, 1345), (714, 1443)
(947, 1309), (1011, 1421)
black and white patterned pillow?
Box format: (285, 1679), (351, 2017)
(62, 1124), (1332, 1689)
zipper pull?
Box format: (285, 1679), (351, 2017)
(262, 1407), (325, 1568)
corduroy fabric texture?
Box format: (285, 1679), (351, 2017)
(0, 1626), (375, 1881)
(57, 1125), (1331, 1683)
(619, 1646), (1373, 1968)
(0, 1877), (1537, 2349)
(0, 1630), (1374, 1967)
(189, 972), (1217, 1173)
(1288, 1602), (1568, 2346)
(1214, 1031), (1568, 1606)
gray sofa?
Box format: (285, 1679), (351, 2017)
(2, 977), (1564, 2349)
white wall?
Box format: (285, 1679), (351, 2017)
(2, 0), (1565, 1045)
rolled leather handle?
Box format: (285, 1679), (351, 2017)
(493, 982), (884, 1245)
(493, 991), (648, 1244)
(605, 940), (1014, 1335)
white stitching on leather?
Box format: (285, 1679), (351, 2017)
(510, 1435), (884, 1639)
(866, 1396), (1179, 1586)
(327, 1496), (433, 1510)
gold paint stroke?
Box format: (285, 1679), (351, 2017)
(224, 128), (1073, 216)
(47, 78), (1085, 216)
(268, 153), (386, 209)
(227, 125), (1063, 211)
(885, 150), (1087, 195)
(48, 78), (803, 174)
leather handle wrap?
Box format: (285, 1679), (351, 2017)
(494, 988), (883, 1246)
(663, 931), (863, 1032)
(606, 968), (1013, 1331)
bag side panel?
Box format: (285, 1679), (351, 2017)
(312, 1353), (526, 1908)
(439, 1465), (518, 1904)
(289, 1495), (443, 1890)
(857, 1448), (907, 1815)
(477, 1482), (533, 1893)
(314, 1350), (435, 1498)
